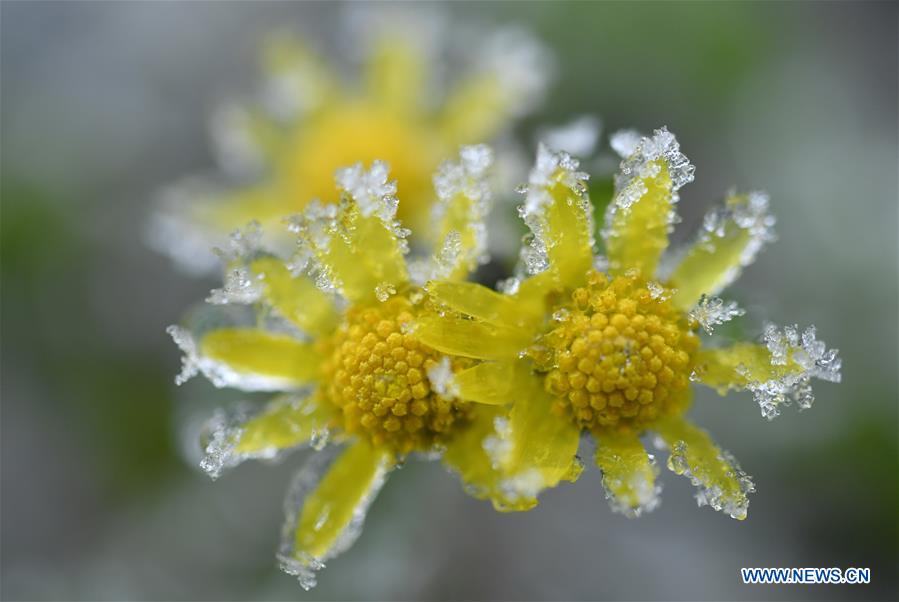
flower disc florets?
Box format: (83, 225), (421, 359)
(321, 296), (469, 455)
(539, 271), (699, 429)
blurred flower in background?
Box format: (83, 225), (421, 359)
(1, 2), (896, 601)
(148, 6), (551, 274)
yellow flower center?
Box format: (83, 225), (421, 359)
(539, 271), (699, 430)
(282, 103), (441, 227)
(321, 296), (469, 455)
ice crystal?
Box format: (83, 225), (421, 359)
(666, 441), (755, 520)
(374, 282), (397, 302)
(518, 144), (592, 275)
(609, 129), (643, 159)
(335, 161), (398, 221)
(426, 357), (460, 399)
(207, 266), (264, 305)
(689, 295), (745, 334)
(277, 447), (390, 591)
(743, 323), (842, 420)
(167, 325), (301, 391)
(540, 115), (602, 158)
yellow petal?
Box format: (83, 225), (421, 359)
(426, 280), (540, 329)
(654, 415), (755, 520)
(439, 73), (514, 146)
(200, 328), (320, 386)
(234, 394), (334, 456)
(519, 145), (594, 288)
(594, 429), (660, 517)
(291, 175), (408, 304)
(428, 145), (493, 281)
(604, 127), (693, 279)
(442, 404), (507, 504)
(668, 192), (775, 311)
(280, 442), (392, 588)
(199, 394), (335, 478)
(485, 374), (583, 510)
(250, 257), (338, 338)
(454, 361), (519, 405)
(693, 343), (800, 394)
(365, 36), (425, 114)
(414, 315), (530, 360)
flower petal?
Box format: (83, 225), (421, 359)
(250, 257), (338, 338)
(260, 33), (336, 119)
(278, 442), (392, 590)
(668, 192), (775, 311)
(364, 36), (426, 114)
(414, 315), (530, 360)
(289, 165), (408, 304)
(654, 415), (755, 520)
(519, 144), (594, 288)
(442, 404), (508, 504)
(484, 374), (583, 510)
(454, 360), (520, 405)
(424, 145), (493, 282)
(199, 394), (335, 479)
(200, 328), (320, 386)
(425, 280), (540, 329)
(594, 429), (660, 517)
(604, 127), (694, 279)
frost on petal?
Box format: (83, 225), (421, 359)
(689, 295), (745, 335)
(334, 161), (398, 221)
(540, 115), (602, 158)
(518, 144), (593, 281)
(609, 129), (643, 159)
(595, 432), (662, 518)
(477, 27), (553, 117)
(208, 103), (267, 177)
(278, 443), (392, 590)
(207, 265), (265, 305)
(426, 357), (460, 399)
(745, 323), (842, 419)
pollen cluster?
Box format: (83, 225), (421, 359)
(321, 297), (468, 454)
(541, 271), (698, 430)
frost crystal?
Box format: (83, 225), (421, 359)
(689, 295), (745, 334)
(666, 440), (755, 520)
(167, 325), (302, 391)
(426, 357), (460, 399)
(374, 282), (397, 302)
(278, 447), (390, 590)
(744, 323), (842, 420)
(207, 266), (264, 305)
(518, 144), (592, 275)
(609, 129), (643, 159)
(478, 27), (552, 116)
(335, 161), (398, 221)
(540, 115), (602, 158)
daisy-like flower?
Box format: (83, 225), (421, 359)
(150, 10), (550, 273)
(417, 128), (841, 519)
(168, 146), (527, 589)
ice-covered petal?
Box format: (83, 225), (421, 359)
(364, 35), (426, 114)
(667, 192), (776, 310)
(518, 144), (593, 287)
(287, 165), (409, 303)
(199, 394), (335, 479)
(209, 102), (282, 177)
(594, 430), (661, 518)
(417, 145), (494, 282)
(250, 256), (338, 338)
(603, 127), (694, 279)
(539, 115), (602, 158)
(442, 404), (509, 504)
(259, 33), (336, 121)
(654, 416), (755, 520)
(482, 375), (582, 510)
(278, 442), (392, 590)
(177, 327), (320, 390)
(694, 323), (841, 420)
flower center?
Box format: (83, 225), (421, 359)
(285, 103), (440, 227)
(321, 297), (468, 455)
(538, 271), (698, 430)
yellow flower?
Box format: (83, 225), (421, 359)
(418, 128), (841, 519)
(168, 146), (515, 589)
(150, 13), (550, 273)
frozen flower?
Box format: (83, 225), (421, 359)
(417, 128), (840, 519)
(149, 10), (551, 273)
(168, 148), (526, 589)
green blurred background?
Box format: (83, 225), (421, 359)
(2, 1), (896, 600)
